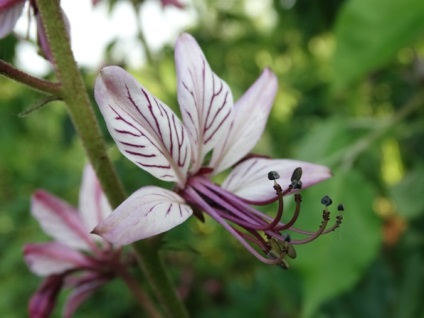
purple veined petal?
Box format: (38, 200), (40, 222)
(31, 190), (94, 250)
(95, 66), (191, 186)
(222, 158), (332, 202)
(210, 68), (278, 174)
(63, 274), (108, 318)
(175, 33), (234, 172)
(79, 164), (112, 235)
(29, 275), (64, 318)
(24, 243), (98, 276)
(0, 0), (25, 39)
(93, 186), (193, 245)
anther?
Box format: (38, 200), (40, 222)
(268, 171), (280, 180)
(266, 238), (290, 270)
(290, 167), (303, 189)
(321, 195), (333, 207)
(337, 203), (345, 211)
(291, 167), (302, 182)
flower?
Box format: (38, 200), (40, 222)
(94, 33), (342, 267)
(0, 0), (70, 62)
(24, 165), (126, 318)
(0, 0), (25, 38)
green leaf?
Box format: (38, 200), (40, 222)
(292, 169), (381, 318)
(332, 0), (424, 90)
(389, 164), (424, 219)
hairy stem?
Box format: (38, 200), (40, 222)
(34, 1), (189, 317)
(0, 60), (61, 95)
(116, 265), (163, 318)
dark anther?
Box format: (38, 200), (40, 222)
(291, 167), (302, 182)
(291, 179), (303, 189)
(290, 167), (303, 189)
(268, 171), (280, 181)
(337, 203), (345, 211)
(321, 195), (333, 207)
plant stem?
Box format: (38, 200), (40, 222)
(0, 60), (61, 95)
(133, 240), (189, 318)
(116, 265), (163, 318)
(34, 1), (189, 317)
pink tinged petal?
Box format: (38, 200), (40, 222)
(35, 8), (71, 62)
(31, 190), (94, 250)
(79, 164), (112, 235)
(210, 68), (278, 174)
(175, 33), (234, 171)
(93, 186), (193, 245)
(222, 158), (332, 202)
(95, 66), (191, 186)
(0, 0), (25, 39)
(29, 275), (64, 318)
(63, 275), (108, 318)
(24, 243), (97, 276)
(160, 0), (185, 9)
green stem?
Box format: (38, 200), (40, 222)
(133, 239), (189, 318)
(34, 1), (188, 317)
(116, 265), (164, 318)
(0, 60), (61, 95)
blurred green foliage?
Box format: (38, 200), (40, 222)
(1, 0), (424, 317)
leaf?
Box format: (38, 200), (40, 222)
(332, 0), (424, 90)
(389, 164), (424, 219)
(292, 168), (381, 318)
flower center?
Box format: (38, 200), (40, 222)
(180, 168), (344, 269)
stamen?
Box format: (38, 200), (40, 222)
(291, 167), (303, 189)
(266, 238), (290, 269)
(290, 210), (330, 245)
(321, 195), (333, 207)
(322, 202), (345, 234)
(274, 193), (302, 231)
(184, 186), (289, 265)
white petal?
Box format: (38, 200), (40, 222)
(24, 243), (97, 276)
(95, 66), (191, 186)
(222, 158), (332, 202)
(93, 186), (193, 245)
(210, 68), (278, 174)
(0, 0), (25, 39)
(175, 33), (234, 171)
(31, 190), (93, 250)
(78, 164), (112, 234)
(63, 274), (107, 318)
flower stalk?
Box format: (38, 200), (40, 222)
(33, 0), (189, 317)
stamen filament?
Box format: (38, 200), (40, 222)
(291, 210), (330, 245)
(184, 186), (288, 265)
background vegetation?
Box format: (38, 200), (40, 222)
(1, 0), (424, 317)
